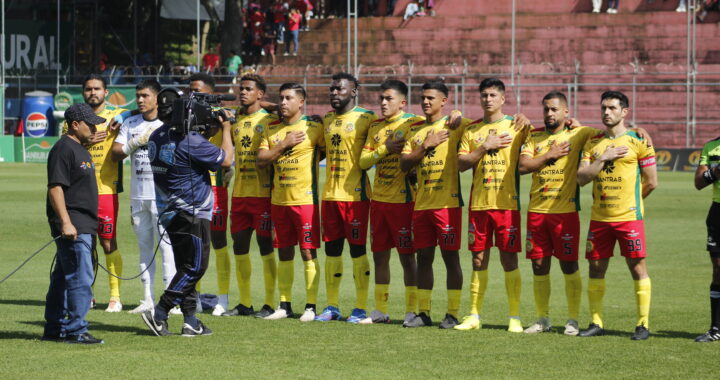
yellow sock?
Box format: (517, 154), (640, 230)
(533, 274), (550, 319)
(375, 284), (390, 314)
(564, 271), (582, 320)
(588, 278), (606, 328)
(215, 247), (230, 295)
(278, 260), (294, 303)
(447, 289), (461, 318)
(634, 277), (651, 328)
(195, 279), (201, 293)
(470, 270), (488, 316)
(235, 253), (252, 307)
(105, 250), (122, 299)
(504, 269), (521, 317)
(418, 289), (432, 314)
(304, 259), (319, 305)
(405, 286), (417, 314)
(325, 256), (343, 307)
(261, 253), (277, 307)
(352, 255), (370, 310)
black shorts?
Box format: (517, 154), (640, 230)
(707, 202), (720, 256)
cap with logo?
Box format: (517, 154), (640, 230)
(64, 103), (106, 126)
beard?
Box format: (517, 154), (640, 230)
(85, 97), (104, 108)
(544, 119), (562, 130)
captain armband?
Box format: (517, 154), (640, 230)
(639, 156), (656, 168)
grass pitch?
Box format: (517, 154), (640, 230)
(0, 163), (717, 379)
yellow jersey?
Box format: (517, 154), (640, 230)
(459, 115), (526, 211)
(402, 116), (472, 211)
(231, 108), (277, 198)
(258, 116), (325, 206)
(208, 131), (229, 187)
(63, 105), (129, 195)
(581, 130), (656, 222)
(322, 106), (377, 202)
(520, 126), (601, 214)
(360, 112), (424, 204)
(699, 137), (720, 203)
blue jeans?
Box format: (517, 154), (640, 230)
(286, 30), (299, 54)
(44, 234), (94, 337)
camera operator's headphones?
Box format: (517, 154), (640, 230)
(158, 87), (183, 120)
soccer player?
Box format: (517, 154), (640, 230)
(111, 80), (176, 314)
(577, 91), (657, 340)
(358, 79), (423, 325)
(222, 74), (279, 318)
(455, 78), (531, 333)
(257, 83), (324, 321)
(315, 72), (377, 323)
(693, 137), (720, 342)
(187, 73), (235, 316)
(400, 80), (472, 329)
(63, 74), (131, 312)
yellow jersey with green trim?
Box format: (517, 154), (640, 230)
(700, 136), (720, 203)
(520, 126), (601, 214)
(259, 116), (325, 206)
(63, 105), (129, 195)
(402, 116), (472, 211)
(322, 106), (377, 202)
(581, 130), (656, 222)
(208, 131), (229, 187)
(361, 112), (424, 204)
(231, 108), (277, 198)
(459, 115), (526, 211)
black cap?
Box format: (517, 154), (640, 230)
(64, 103), (106, 126)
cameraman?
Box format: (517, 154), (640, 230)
(140, 90), (234, 336)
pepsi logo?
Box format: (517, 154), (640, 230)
(26, 112), (48, 137)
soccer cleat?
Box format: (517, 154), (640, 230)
(695, 328), (720, 342)
(507, 317), (524, 333)
(564, 319), (580, 336)
(40, 333), (64, 342)
(358, 310), (390, 325)
(128, 300), (154, 314)
(65, 332), (104, 344)
(221, 304), (255, 317)
(346, 308), (367, 324)
(403, 312), (432, 328)
(524, 317), (552, 334)
(578, 323), (605, 337)
(454, 315), (481, 331)
(141, 309), (172, 336)
(439, 314), (459, 329)
(315, 306), (342, 322)
(90, 298), (96, 309)
(181, 320), (213, 337)
(402, 312), (417, 327)
(631, 325), (650, 341)
(254, 304), (275, 319)
(211, 304), (227, 316)
(265, 303), (293, 320)
(105, 299), (122, 313)
(169, 306), (182, 315)
(299, 306), (317, 322)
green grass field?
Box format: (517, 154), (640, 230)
(0, 163), (717, 379)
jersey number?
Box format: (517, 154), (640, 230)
(101, 222), (114, 235)
(398, 236), (412, 249)
(303, 231), (313, 244)
(440, 233), (455, 246)
(626, 239), (643, 252)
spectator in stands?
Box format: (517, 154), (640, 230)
(387, 0), (398, 16)
(225, 50), (243, 76)
(607, 0), (618, 13)
(425, 0), (436, 16)
(263, 23), (277, 65)
(293, 0), (314, 31)
(677, 0), (687, 12)
(698, 0), (719, 22)
(285, 8), (302, 56)
(202, 46), (220, 72)
(271, 0), (287, 44)
(404, 1), (420, 20)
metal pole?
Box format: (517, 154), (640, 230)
(1, 0), (5, 135)
(56, 0), (60, 93)
(354, 0), (358, 77)
(196, 0), (201, 69)
(510, 0), (516, 86)
(691, 5), (697, 147)
(631, 58), (637, 126)
(347, 0), (351, 72)
(685, 1), (691, 147)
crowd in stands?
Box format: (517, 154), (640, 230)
(592, 0), (718, 20)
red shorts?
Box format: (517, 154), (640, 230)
(321, 200), (370, 245)
(230, 197), (272, 237)
(412, 207), (462, 251)
(525, 212), (580, 261)
(586, 220), (647, 260)
(468, 209), (521, 253)
(370, 201), (414, 254)
(211, 186), (229, 232)
(271, 204), (320, 249)
(97, 194), (119, 239)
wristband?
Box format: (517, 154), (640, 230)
(703, 169), (717, 184)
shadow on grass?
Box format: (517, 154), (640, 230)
(18, 320), (149, 336)
(653, 330), (701, 340)
(0, 299), (46, 307)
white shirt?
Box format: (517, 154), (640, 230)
(116, 114), (164, 200)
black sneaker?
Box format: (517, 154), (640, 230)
(65, 332), (104, 344)
(254, 304), (275, 318)
(631, 325), (650, 340)
(695, 328), (720, 342)
(578, 323), (605, 337)
(439, 313), (459, 329)
(181, 320), (213, 337)
(403, 312), (433, 328)
(221, 304), (255, 316)
(141, 309), (172, 336)
(40, 334), (64, 342)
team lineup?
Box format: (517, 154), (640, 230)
(60, 69), (720, 343)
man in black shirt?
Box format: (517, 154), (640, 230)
(43, 103), (106, 344)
